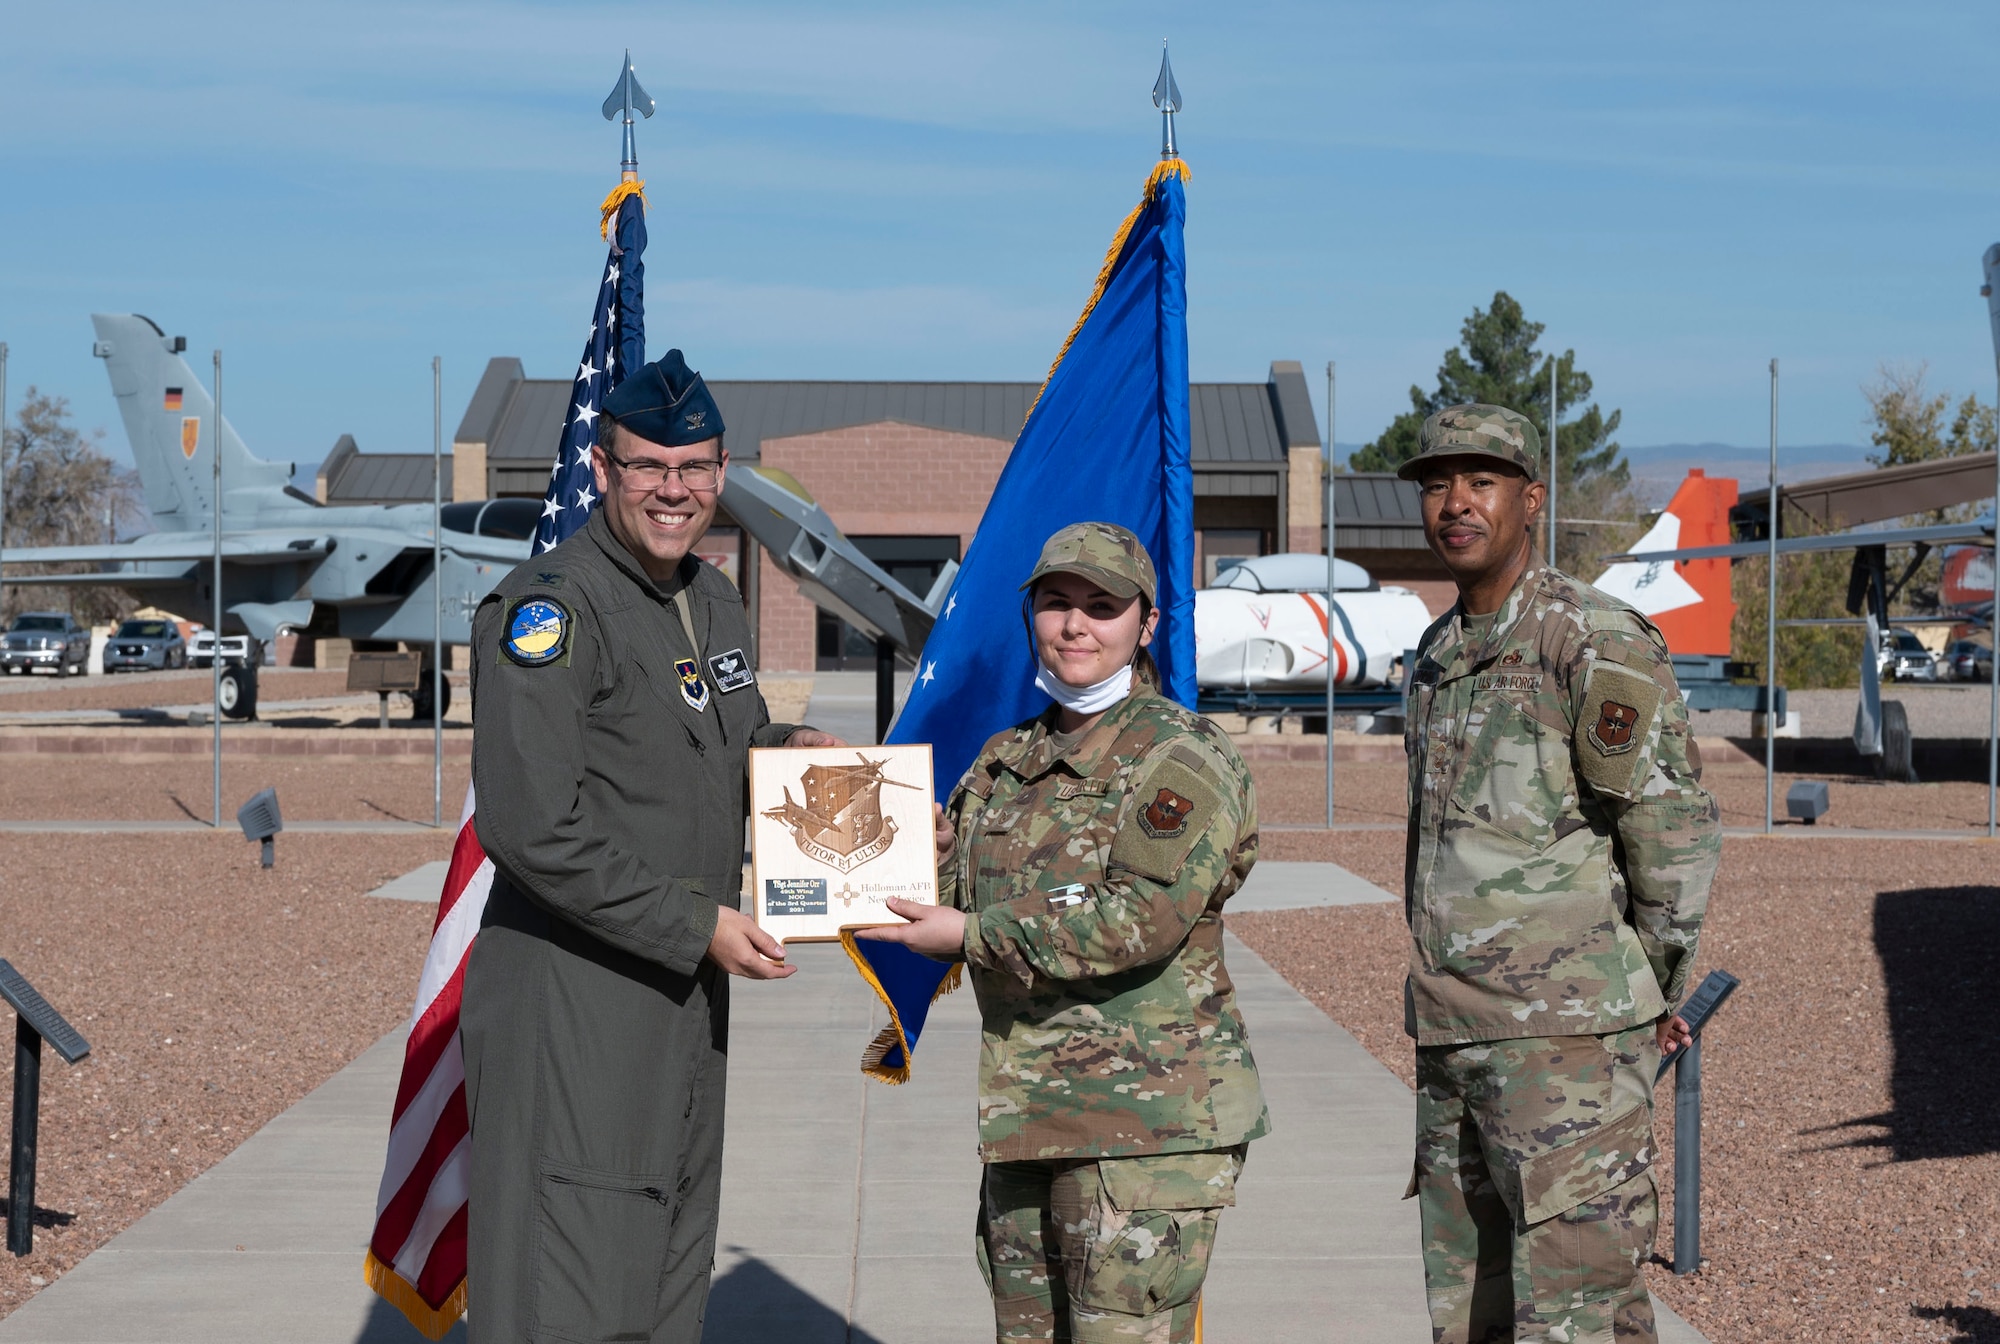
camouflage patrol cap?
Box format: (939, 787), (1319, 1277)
(1395, 404), (1542, 482)
(1021, 522), (1157, 604)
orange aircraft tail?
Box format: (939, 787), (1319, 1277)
(1592, 469), (1738, 657)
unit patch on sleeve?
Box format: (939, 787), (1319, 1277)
(1576, 662), (1664, 798)
(675, 658), (711, 711)
(1112, 760), (1220, 884)
(708, 648), (756, 693)
(500, 596), (571, 668)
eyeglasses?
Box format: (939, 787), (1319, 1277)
(606, 455), (722, 492)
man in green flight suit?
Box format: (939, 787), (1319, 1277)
(461, 350), (838, 1342)
(1398, 405), (1721, 1343)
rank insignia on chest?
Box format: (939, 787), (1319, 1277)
(708, 647), (756, 693)
(675, 657), (711, 711)
(1589, 699), (1639, 755)
(1138, 785), (1195, 839)
(501, 596), (570, 667)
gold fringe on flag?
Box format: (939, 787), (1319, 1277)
(599, 179), (648, 239)
(1022, 158), (1190, 425)
(364, 1248), (467, 1341)
(837, 931), (965, 1084)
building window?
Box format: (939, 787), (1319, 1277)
(815, 535), (961, 672)
(1201, 528), (1266, 586)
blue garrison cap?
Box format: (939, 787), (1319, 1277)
(601, 350), (725, 447)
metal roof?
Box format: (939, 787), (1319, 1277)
(318, 434), (453, 504)
(1330, 472), (1427, 551)
(471, 361), (1309, 469)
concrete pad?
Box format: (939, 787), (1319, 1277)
(0, 859), (1706, 1344)
(365, 860), (450, 903)
(1231, 859), (1397, 910)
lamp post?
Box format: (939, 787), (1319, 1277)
(432, 356), (444, 829)
(212, 350), (224, 829)
(1765, 360), (1779, 835)
(1324, 360), (1336, 829)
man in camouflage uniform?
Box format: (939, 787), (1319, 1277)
(858, 523), (1268, 1344)
(1397, 406), (1721, 1343)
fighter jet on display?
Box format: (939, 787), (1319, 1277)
(0, 314), (534, 717)
(1193, 553), (1434, 697)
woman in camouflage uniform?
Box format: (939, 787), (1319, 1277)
(858, 521), (1269, 1344)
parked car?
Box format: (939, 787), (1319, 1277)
(1, 612), (90, 676)
(103, 617), (188, 672)
(1945, 638), (1994, 683)
(187, 631), (253, 669)
(1881, 627), (1939, 682)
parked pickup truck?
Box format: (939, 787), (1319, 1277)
(1, 612), (90, 676)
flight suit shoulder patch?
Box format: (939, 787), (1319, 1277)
(1577, 661), (1663, 796)
(500, 594), (572, 668)
(1112, 758), (1219, 884)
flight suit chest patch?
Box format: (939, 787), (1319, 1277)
(707, 648), (755, 693)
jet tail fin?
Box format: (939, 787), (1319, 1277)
(89, 314), (293, 529)
(1592, 469), (1739, 657)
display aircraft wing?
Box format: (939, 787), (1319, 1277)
(1602, 518), (1994, 566)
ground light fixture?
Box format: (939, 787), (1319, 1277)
(237, 787), (283, 868)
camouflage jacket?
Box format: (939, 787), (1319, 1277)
(1403, 564), (1721, 1047)
(938, 687), (1271, 1163)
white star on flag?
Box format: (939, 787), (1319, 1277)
(573, 401), (599, 428)
(541, 496), (564, 521)
(577, 360), (599, 383)
(944, 594), (957, 620)
(919, 661), (937, 688)
(575, 484), (598, 511)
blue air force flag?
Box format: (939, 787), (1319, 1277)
(840, 160), (1196, 1083)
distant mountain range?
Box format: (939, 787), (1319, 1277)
(1331, 441), (1875, 507)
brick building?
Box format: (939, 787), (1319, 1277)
(316, 358), (1457, 669)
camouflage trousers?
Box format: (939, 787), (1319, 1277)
(1411, 1026), (1661, 1344)
(974, 1147), (1245, 1343)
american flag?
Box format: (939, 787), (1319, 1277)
(365, 188), (646, 1339)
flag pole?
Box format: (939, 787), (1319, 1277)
(1324, 360), (1336, 829)
(0, 342), (9, 592)
(212, 349), (224, 829)
(1765, 359), (1779, 835)
(1547, 354), (1558, 564)
(433, 355), (443, 829)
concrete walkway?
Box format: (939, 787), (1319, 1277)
(0, 861), (1706, 1342)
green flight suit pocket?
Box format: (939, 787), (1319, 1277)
(535, 1160), (672, 1341)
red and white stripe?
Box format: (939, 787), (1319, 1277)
(366, 786), (491, 1330)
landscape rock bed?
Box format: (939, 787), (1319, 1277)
(0, 831), (447, 1318)
(1229, 817), (2000, 1343)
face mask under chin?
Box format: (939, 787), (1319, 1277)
(1034, 661), (1134, 717)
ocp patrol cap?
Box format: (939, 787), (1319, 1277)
(1396, 404), (1541, 481)
(1021, 522), (1157, 604)
(601, 349), (725, 448)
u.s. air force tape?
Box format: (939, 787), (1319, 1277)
(501, 595), (571, 668)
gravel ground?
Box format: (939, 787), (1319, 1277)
(1229, 833), (2000, 1344)
(0, 831), (449, 1317)
(1249, 753), (2000, 834)
(0, 754), (472, 824)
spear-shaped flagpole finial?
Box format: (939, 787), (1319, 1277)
(1152, 39), (1182, 161)
(602, 48), (656, 182)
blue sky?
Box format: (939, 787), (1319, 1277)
(2, 1), (1995, 479)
